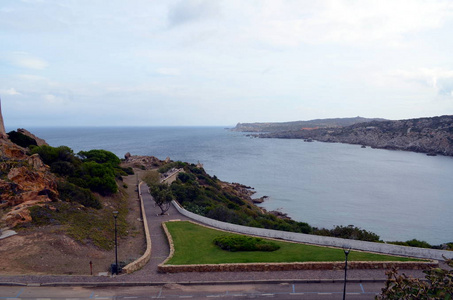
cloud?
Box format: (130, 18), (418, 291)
(391, 68), (453, 96)
(245, 0), (453, 47)
(0, 88), (21, 96)
(167, 0), (221, 27)
(9, 52), (48, 70)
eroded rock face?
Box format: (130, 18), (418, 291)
(1, 139), (58, 228)
(0, 139), (27, 160)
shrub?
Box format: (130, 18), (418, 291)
(29, 205), (58, 225)
(388, 239), (432, 248)
(57, 181), (102, 209)
(158, 161), (187, 173)
(74, 161), (118, 195)
(213, 235), (280, 252)
(30, 145), (76, 166)
(121, 167), (134, 175)
(314, 225), (380, 242)
(78, 149), (120, 167)
(51, 161), (76, 177)
(7, 131), (37, 148)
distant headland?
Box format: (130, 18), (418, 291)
(232, 116), (453, 157)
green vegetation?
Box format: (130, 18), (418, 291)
(164, 221), (419, 265)
(313, 225), (380, 242)
(377, 259), (453, 299)
(150, 183), (173, 215)
(30, 146), (121, 196)
(7, 130), (37, 148)
(213, 235), (280, 252)
(28, 187), (128, 250)
(21, 145), (133, 249)
(157, 161), (382, 242)
(162, 161), (312, 234)
(142, 170), (174, 215)
(57, 181), (102, 209)
(388, 239), (453, 251)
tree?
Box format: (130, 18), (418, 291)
(150, 183), (173, 215)
(78, 149), (120, 167)
(143, 170), (160, 186)
(376, 258), (453, 299)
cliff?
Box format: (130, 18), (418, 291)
(256, 115), (453, 156)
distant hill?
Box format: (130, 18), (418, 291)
(231, 117), (386, 132)
(254, 115), (453, 156)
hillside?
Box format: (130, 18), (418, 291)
(0, 130), (145, 275)
(232, 117), (386, 132)
(253, 115), (453, 156)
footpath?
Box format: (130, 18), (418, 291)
(0, 182), (430, 287)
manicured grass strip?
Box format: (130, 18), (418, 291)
(164, 221), (421, 265)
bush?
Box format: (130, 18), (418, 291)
(78, 149), (120, 167)
(51, 161), (76, 177)
(57, 181), (102, 209)
(30, 145), (76, 166)
(377, 259), (453, 299)
(158, 161), (187, 173)
(121, 167), (134, 175)
(75, 161), (118, 195)
(314, 225), (380, 242)
(213, 235), (280, 252)
(29, 205), (58, 225)
(7, 131), (37, 148)
(388, 239), (432, 249)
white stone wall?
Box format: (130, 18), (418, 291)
(172, 201), (453, 261)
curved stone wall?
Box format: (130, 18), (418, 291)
(171, 201), (453, 261)
(122, 182), (152, 274)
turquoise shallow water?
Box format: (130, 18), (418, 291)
(20, 126), (453, 245)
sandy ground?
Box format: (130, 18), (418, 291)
(0, 173), (146, 276)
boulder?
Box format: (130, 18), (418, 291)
(17, 128), (48, 146)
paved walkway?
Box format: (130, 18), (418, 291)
(0, 182), (429, 285)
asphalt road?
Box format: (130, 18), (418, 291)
(0, 281), (383, 299)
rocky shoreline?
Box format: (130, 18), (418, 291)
(248, 115), (453, 157)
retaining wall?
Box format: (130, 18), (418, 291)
(122, 182), (152, 274)
(171, 201), (453, 261)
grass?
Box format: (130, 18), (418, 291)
(26, 184), (130, 250)
(164, 221), (422, 265)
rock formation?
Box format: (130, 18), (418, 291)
(17, 128), (48, 146)
(0, 101), (57, 227)
(0, 139), (58, 227)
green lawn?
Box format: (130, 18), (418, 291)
(163, 221), (421, 265)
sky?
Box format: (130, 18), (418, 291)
(1, 0), (453, 127)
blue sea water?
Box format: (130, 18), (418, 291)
(20, 126), (453, 245)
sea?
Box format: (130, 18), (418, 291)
(17, 126), (453, 245)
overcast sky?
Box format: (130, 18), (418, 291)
(1, 0), (453, 127)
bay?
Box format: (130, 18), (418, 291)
(22, 126), (453, 245)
